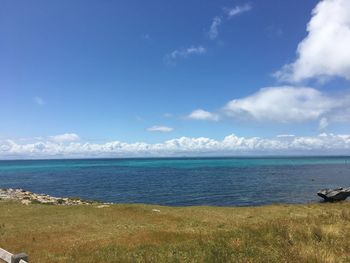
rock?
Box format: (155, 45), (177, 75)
(317, 187), (350, 202)
(21, 199), (31, 205)
(96, 205), (110, 208)
(0, 188), (99, 206)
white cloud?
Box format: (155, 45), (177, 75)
(208, 16), (222, 40)
(187, 87), (350, 128)
(34, 96), (45, 106)
(49, 133), (80, 143)
(187, 109), (220, 121)
(223, 86), (343, 123)
(147, 125), (174, 133)
(225, 4), (252, 18)
(164, 46), (206, 65)
(207, 3), (251, 40)
(1, 133), (350, 159)
(275, 0), (350, 82)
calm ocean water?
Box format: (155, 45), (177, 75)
(0, 157), (350, 206)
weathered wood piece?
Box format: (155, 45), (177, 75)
(0, 248), (12, 263)
(317, 187), (350, 202)
(0, 248), (28, 263)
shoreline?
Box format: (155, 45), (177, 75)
(0, 187), (336, 207)
(0, 188), (106, 206)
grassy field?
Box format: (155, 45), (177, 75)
(0, 201), (350, 263)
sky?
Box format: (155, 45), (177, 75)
(0, 0), (350, 158)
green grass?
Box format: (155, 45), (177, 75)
(1, 201), (350, 262)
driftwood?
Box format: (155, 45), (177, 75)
(0, 247), (28, 263)
(317, 187), (350, 202)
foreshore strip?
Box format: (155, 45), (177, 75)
(0, 188), (106, 206)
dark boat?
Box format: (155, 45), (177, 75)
(317, 187), (350, 202)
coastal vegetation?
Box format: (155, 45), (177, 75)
(0, 200), (349, 262)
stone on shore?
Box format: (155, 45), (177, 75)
(0, 188), (104, 206)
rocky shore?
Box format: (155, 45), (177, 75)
(0, 188), (101, 206)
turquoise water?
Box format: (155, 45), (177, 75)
(0, 157), (350, 206)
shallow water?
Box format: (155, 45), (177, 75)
(0, 157), (350, 206)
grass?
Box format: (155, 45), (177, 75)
(0, 201), (350, 262)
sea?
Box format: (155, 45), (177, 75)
(0, 157), (349, 206)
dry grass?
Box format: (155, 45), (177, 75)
(0, 201), (350, 262)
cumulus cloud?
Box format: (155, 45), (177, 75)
(225, 4), (252, 18)
(187, 109), (220, 121)
(223, 86), (339, 122)
(49, 133), (80, 143)
(1, 133), (350, 159)
(274, 0), (350, 82)
(188, 86), (350, 128)
(164, 46), (206, 65)
(208, 16), (222, 40)
(147, 126), (174, 133)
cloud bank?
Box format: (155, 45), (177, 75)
(275, 0), (350, 82)
(1, 133), (349, 159)
(49, 133), (80, 143)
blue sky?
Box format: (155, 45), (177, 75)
(1, 0), (350, 158)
